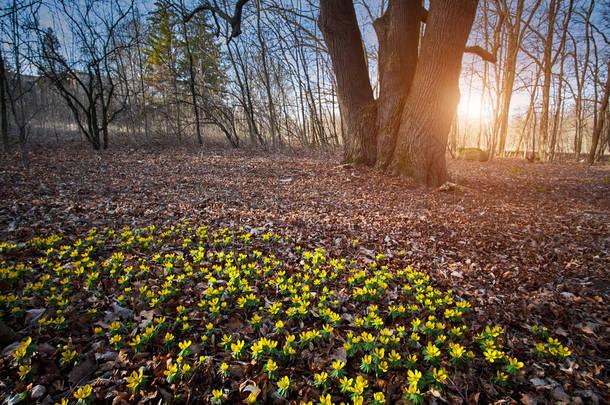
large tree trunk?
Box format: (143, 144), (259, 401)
(388, 0), (478, 186)
(374, 0), (422, 169)
(319, 0), (376, 165)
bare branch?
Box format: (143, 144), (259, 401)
(464, 45), (497, 62)
(184, 0), (250, 40)
(464, 9), (505, 63)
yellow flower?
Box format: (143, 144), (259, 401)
(125, 369), (143, 390)
(373, 392), (385, 403)
(74, 384), (92, 399)
(231, 340), (245, 357)
(332, 360), (345, 370)
(350, 375), (368, 395)
(265, 359), (278, 372)
(129, 335), (141, 347)
(406, 381), (420, 395)
(495, 370), (509, 382)
(277, 376), (291, 390)
(425, 342), (441, 358)
(433, 367), (448, 383)
(61, 348), (77, 363)
(179, 340), (192, 351)
(483, 348), (504, 363)
(13, 346), (27, 360)
(407, 369), (422, 385)
(314, 371), (328, 384)
(507, 357), (524, 370)
(212, 389), (223, 399)
(17, 364), (31, 378)
(388, 350), (401, 363)
(319, 394), (333, 405)
(247, 391), (259, 404)
(54, 399), (69, 405)
(449, 343), (465, 359)
(164, 363), (178, 377)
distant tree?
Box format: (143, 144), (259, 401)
(0, 45), (8, 153)
(1, 0), (43, 167)
(33, 0), (135, 150)
(588, 60), (609, 163)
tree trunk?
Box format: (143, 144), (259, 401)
(388, 0), (478, 186)
(256, 0), (281, 148)
(182, 19), (202, 146)
(496, 0), (524, 155)
(320, 0), (478, 185)
(539, 0), (557, 160)
(0, 47), (8, 153)
(588, 61), (610, 164)
(319, 0), (377, 165)
(374, 0), (422, 169)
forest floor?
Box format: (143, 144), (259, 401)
(0, 146), (608, 405)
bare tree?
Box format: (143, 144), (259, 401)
(33, 0), (134, 150)
(588, 60), (610, 163)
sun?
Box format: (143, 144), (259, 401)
(458, 94), (493, 121)
(458, 93), (493, 121)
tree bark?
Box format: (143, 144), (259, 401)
(388, 0), (478, 186)
(319, 0), (376, 165)
(374, 0), (422, 169)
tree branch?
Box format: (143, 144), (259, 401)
(184, 0), (250, 40)
(464, 7), (505, 64)
(464, 45), (497, 62)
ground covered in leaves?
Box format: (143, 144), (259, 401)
(0, 146), (608, 405)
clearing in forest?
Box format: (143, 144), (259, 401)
(0, 148), (608, 404)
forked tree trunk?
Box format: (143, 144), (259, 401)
(388, 0), (478, 186)
(320, 0), (479, 186)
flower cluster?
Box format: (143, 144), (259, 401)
(0, 223), (571, 404)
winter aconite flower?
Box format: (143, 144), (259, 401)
(264, 358), (278, 379)
(331, 360), (345, 378)
(211, 389), (224, 404)
(125, 369), (145, 393)
(276, 376), (291, 397)
(73, 384), (92, 403)
(17, 364), (32, 379)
